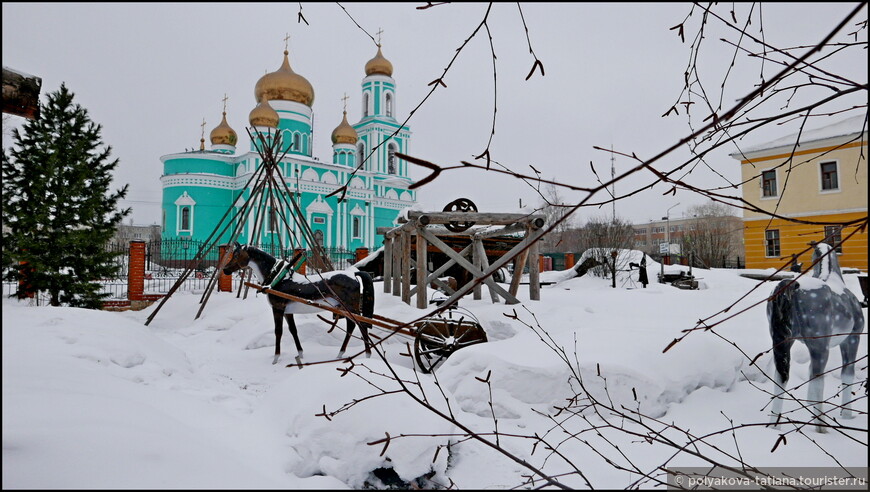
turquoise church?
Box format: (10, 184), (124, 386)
(160, 43), (416, 254)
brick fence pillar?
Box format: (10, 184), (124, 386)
(565, 253), (575, 270)
(218, 244), (232, 292)
(18, 260), (34, 298)
(128, 240), (146, 301)
(355, 247), (369, 264)
(294, 248), (306, 275)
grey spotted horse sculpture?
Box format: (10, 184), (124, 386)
(767, 242), (864, 432)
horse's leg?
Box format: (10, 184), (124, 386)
(359, 319), (372, 358)
(285, 314), (304, 366)
(769, 334), (793, 427)
(838, 334), (860, 419)
(337, 317), (355, 359)
(272, 307), (284, 365)
(806, 345), (830, 433)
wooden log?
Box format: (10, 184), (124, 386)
(409, 211), (545, 226)
(383, 237), (392, 294)
(509, 248), (530, 297)
(401, 230), (412, 305)
(474, 238), (499, 303)
(2, 67), (42, 120)
(415, 228), (427, 309)
(528, 232), (541, 301)
(392, 232), (402, 297)
(472, 238), (483, 300)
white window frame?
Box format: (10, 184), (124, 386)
(174, 192), (196, 235)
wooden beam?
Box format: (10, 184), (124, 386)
(472, 238), (483, 301)
(2, 67), (42, 120)
(415, 227), (427, 309)
(392, 232), (402, 297)
(409, 211), (545, 226)
(474, 238), (500, 303)
(528, 230), (541, 301)
(419, 228), (519, 304)
(509, 248), (530, 297)
(401, 230), (411, 305)
(382, 236), (392, 294)
(429, 225), (548, 309)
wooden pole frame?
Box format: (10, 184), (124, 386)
(380, 211), (546, 307)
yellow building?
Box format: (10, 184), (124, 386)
(731, 115), (868, 271)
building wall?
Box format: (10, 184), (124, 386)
(735, 123), (868, 271)
(633, 215), (745, 264)
(743, 211), (867, 271)
(112, 222), (162, 245)
(741, 140), (867, 219)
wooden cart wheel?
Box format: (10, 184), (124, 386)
(443, 198), (478, 232)
(413, 317), (487, 373)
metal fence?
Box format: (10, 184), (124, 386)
(4, 240), (359, 306)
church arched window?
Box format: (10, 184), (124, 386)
(363, 93), (370, 117)
(181, 207), (191, 231)
(387, 143), (397, 174)
(357, 143), (366, 169)
(293, 133), (301, 153)
(385, 93), (393, 117)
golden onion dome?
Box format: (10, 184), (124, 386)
(248, 99), (279, 128)
(331, 111), (358, 145)
(364, 45), (393, 77)
(209, 112), (238, 146)
(254, 50), (315, 107)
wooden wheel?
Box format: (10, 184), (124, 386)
(443, 198), (478, 232)
(413, 317), (487, 373)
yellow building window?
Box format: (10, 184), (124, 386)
(765, 229), (780, 257)
(820, 161), (839, 190)
(762, 170), (777, 197)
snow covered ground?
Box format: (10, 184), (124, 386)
(3, 252), (867, 489)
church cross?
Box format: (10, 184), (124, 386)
(200, 118), (206, 139)
(341, 93), (349, 112)
(376, 28), (384, 46)
(284, 32), (291, 51)
(222, 93), (229, 113)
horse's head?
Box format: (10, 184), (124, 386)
(222, 242), (251, 275)
(811, 241), (844, 283)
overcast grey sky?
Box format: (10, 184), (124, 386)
(3, 3), (867, 227)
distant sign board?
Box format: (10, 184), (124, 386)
(659, 242), (669, 254)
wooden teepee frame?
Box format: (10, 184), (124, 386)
(145, 127), (335, 325)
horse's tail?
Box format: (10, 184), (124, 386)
(355, 271), (375, 326)
(768, 280), (798, 383)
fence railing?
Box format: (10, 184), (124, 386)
(5, 240), (366, 309)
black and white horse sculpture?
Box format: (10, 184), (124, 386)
(222, 243), (375, 364)
(767, 242), (864, 432)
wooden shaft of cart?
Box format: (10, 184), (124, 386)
(244, 281), (418, 338)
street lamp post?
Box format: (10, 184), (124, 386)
(660, 203), (680, 280)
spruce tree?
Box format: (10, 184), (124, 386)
(2, 83), (130, 308)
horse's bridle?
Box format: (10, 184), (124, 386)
(222, 244), (250, 275)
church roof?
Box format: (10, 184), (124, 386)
(255, 50), (315, 107)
